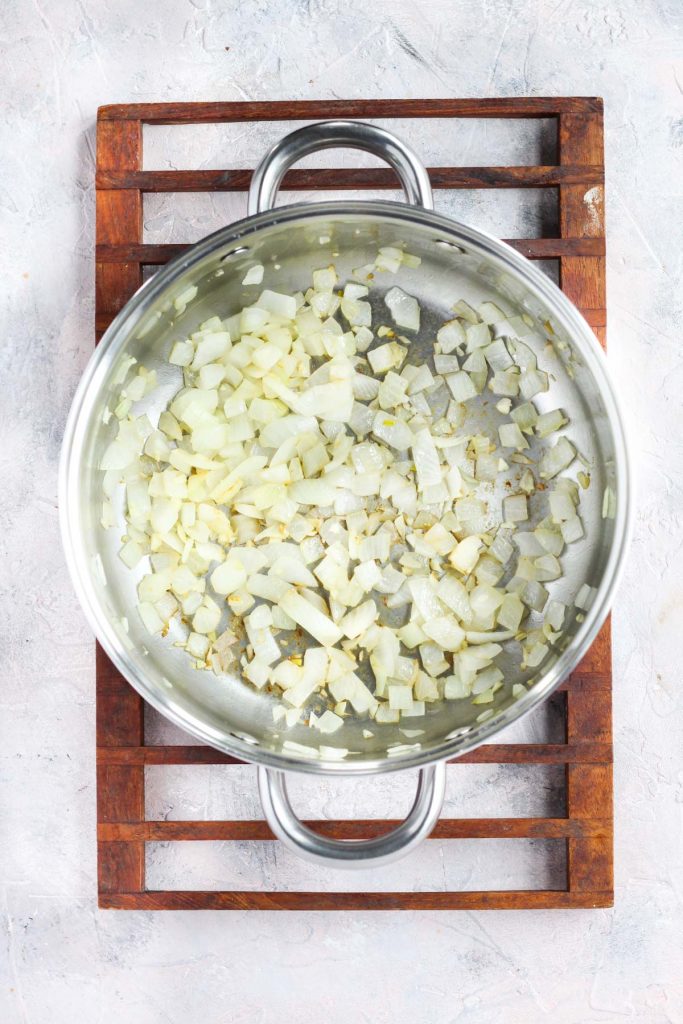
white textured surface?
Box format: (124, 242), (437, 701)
(2, 0), (682, 1020)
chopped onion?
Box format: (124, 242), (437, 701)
(503, 494), (528, 523)
(385, 287), (420, 331)
(575, 583), (596, 610)
(106, 245), (591, 746)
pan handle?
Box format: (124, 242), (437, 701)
(257, 762), (446, 869)
(247, 119), (434, 215)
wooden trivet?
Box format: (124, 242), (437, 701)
(95, 97), (611, 910)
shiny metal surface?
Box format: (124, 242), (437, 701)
(60, 123), (631, 795)
(248, 119), (434, 214)
(258, 762), (446, 868)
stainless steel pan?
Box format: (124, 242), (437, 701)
(61, 121), (630, 867)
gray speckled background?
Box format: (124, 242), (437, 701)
(2, 1), (682, 1021)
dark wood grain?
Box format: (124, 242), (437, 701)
(566, 707), (614, 896)
(572, 619), (611, 676)
(559, 670), (611, 691)
(95, 118), (146, 900)
(100, 817), (611, 842)
(566, 635), (613, 896)
(95, 96), (612, 912)
(98, 97), (604, 123)
(95, 237), (606, 265)
(97, 741), (612, 766)
(559, 110), (606, 346)
(100, 890), (613, 911)
(98, 165), (603, 192)
(96, 121), (143, 324)
(559, 89), (613, 889)
(96, 645), (145, 896)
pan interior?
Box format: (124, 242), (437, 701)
(65, 204), (624, 772)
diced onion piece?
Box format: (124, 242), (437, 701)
(546, 600), (566, 630)
(186, 631), (210, 659)
(280, 589), (343, 647)
(193, 598), (222, 634)
(422, 615), (465, 651)
(549, 490), (575, 522)
(339, 600), (378, 639)
(211, 559), (247, 595)
(536, 409), (568, 437)
(561, 516), (584, 543)
(575, 583), (596, 610)
(372, 412), (413, 450)
(367, 342), (407, 375)
(446, 371), (478, 403)
(437, 319), (465, 353)
(602, 485), (616, 519)
(449, 536), (483, 574)
(498, 422), (529, 450)
(192, 332), (230, 370)
(385, 287), (420, 331)
(540, 437), (576, 479)
(174, 285), (198, 312)
(497, 593), (525, 631)
(466, 322), (491, 351)
(489, 369), (519, 397)
(411, 428), (441, 491)
(385, 686), (413, 713)
(242, 264), (264, 286)
(520, 368), (549, 399)
(258, 289), (297, 319)
(138, 601), (164, 634)
(522, 580), (548, 612)
(479, 301), (506, 324)
(314, 710), (344, 734)
(119, 540), (144, 569)
(503, 493), (528, 523)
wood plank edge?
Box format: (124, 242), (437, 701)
(97, 165), (604, 191)
(97, 97), (604, 122)
(99, 817), (612, 843)
(98, 888), (613, 910)
(97, 741), (612, 766)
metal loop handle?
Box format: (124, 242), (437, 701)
(258, 762), (446, 869)
(247, 120), (434, 215)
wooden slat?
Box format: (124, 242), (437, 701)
(95, 237), (606, 265)
(506, 237), (605, 259)
(579, 308), (607, 330)
(100, 817), (610, 843)
(96, 121), (143, 323)
(98, 165), (602, 192)
(558, 108), (611, 901)
(99, 97), (604, 123)
(559, 670), (611, 691)
(97, 243), (190, 264)
(95, 117), (145, 901)
(96, 646), (145, 897)
(97, 741), (611, 766)
(572, 619), (611, 676)
(100, 889), (613, 911)
(558, 110), (606, 346)
(566, 766), (613, 894)
(566, 657), (613, 899)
